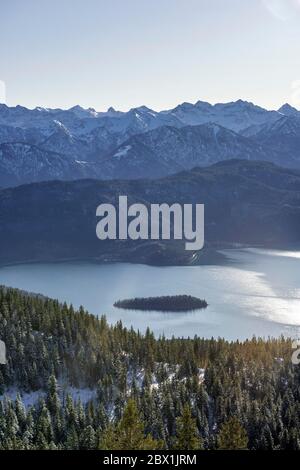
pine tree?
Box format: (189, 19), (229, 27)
(46, 374), (61, 416)
(64, 425), (79, 450)
(80, 425), (97, 450)
(14, 393), (26, 433)
(35, 401), (54, 445)
(100, 399), (160, 450)
(99, 423), (116, 450)
(173, 404), (203, 450)
(259, 424), (274, 450)
(217, 417), (248, 450)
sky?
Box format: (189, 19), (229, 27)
(0, 0), (300, 111)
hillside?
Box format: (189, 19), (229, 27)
(0, 285), (298, 450)
(0, 160), (300, 265)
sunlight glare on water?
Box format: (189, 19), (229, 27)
(0, 248), (300, 340)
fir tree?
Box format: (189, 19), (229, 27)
(100, 399), (160, 450)
(217, 417), (248, 450)
(173, 404), (203, 450)
(80, 425), (97, 450)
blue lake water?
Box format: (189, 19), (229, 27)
(0, 248), (300, 340)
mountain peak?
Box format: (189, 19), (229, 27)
(68, 105), (100, 118)
(227, 99), (254, 108)
(174, 102), (194, 111)
(130, 105), (154, 114)
(236, 99), (249, 105)
(69, 105), (85, 111)
(278, 103), (299, 116)
(195, 100), (212, 109)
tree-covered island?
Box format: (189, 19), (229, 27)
(114, 295), (208, 312)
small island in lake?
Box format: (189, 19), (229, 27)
(114, 295), (208, 312)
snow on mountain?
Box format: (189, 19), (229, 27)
(112, 145), (132, 160)
(103, 122), (281, 179)
(68, 105), (99, 119)
(166, 99), (280, 132)
(39, 120), (91, 157)
(0, 124), (45, 145)
(0, 99), (299, 186)
(102, 138), (182, 179)
(253, 115), (300, 166)
(257, 115), (300, 137)
(278, 103), (300, 117)
(0, 142), (99, 187)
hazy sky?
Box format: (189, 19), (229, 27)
(1, 0), (300, 111)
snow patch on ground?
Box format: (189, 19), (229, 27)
(1, 386), (97, 408)
(0, 388), (44, 407)
(1, 365), (205, 407)
(127, 364), (205, 393)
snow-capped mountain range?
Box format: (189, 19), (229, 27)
(0, 99), (300, 186)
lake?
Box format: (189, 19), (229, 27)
(0, 248), (300, 340)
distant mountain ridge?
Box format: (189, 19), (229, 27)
(103, 122), (283, 179)
(0, 159), (300, 266)
(0, 99), (300, 186)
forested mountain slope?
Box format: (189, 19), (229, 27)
(0, 286), (299, 450)
(0, 160), (300, 266)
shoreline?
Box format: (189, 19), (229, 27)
(0, 242), (299, 269)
